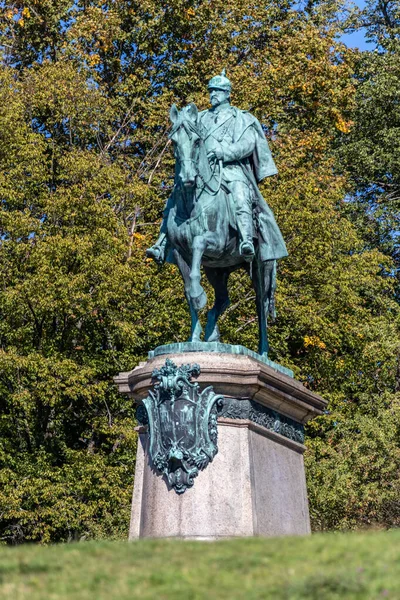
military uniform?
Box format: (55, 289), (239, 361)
(200, 104), (269, 255)
(147, 71), (287, 265)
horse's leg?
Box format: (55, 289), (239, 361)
(189, 234), (209, 311)
(252, 259), (276, 356)
(204, 267), (230, 343)
(174, 249), (203, 342)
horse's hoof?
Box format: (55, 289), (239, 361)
(205, 324), (220, 343)
(191, 290), (207, 310)
(205, 332), (220, 343)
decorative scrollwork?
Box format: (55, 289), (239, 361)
(219, 398), (304, 444)
(136, 404), (149, 426)
(141, 359), (223, 494)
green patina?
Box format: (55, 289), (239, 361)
(137, 359), (223, 494)
(146, 71), (287, 358)
(219, 398), (304, 444)
(136, 358), (302, 493)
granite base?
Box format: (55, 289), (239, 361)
(115, 350), (327, 540)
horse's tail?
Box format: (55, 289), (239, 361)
(269, 260), (277, 320)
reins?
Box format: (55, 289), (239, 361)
(197, 154), (223, 195)
(171, 120), (223, 196)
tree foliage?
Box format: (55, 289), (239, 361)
(0, 0), (398, 542)
(338, 0), (400, 290)
(305, 0), (400, 530)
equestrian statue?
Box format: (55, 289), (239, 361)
(146, 71), (287, 356)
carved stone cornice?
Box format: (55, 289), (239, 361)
(115, 351), (327, 425)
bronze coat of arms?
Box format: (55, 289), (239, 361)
(136, 359), (223, 494)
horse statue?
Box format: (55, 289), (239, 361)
(147, 102), (287, 357)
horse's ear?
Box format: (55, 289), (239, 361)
(186, 103), (198, 122)
(170, 103), (179, 124)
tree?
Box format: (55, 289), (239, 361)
(305, 0), (400, 530)
(337, 0), (400, 294)
(0, 0), (398, 542)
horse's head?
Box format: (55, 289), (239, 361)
(169, 103), (202, 188)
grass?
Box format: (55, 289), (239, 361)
(0, 530), (399, 599)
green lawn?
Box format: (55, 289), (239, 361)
(0, 530), (399, 599)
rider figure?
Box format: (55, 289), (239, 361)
(147, 70), (283, 264)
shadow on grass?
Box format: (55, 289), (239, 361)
(287, 572), (367, 599)
(0, 562), (61, 583)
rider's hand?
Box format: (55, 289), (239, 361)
(207, 146), (223, 161)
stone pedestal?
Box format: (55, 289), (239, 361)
(115, 347), (327, 540)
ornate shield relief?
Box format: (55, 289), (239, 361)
(136, 359), (223, 494)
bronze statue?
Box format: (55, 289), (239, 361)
(147, 71), (287, 356)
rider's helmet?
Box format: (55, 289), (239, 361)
(207, 69), (231, 92)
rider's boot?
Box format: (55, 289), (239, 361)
(236, 213), (255, 262)
(146, 233), (168, 265)
(240, 239), (255, 260)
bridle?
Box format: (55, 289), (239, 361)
(170, 119), (223, 196)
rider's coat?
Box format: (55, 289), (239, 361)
(199, 105), (288, 262)
(160, 104), (288, 265)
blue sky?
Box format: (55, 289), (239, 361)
(339, 0), (372, 51)
(340, 29), (371, 51)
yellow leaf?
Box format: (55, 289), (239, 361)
(335, 116), (353, 134)
(304, 336), (326, 350)
(88, 54), (101, 66)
